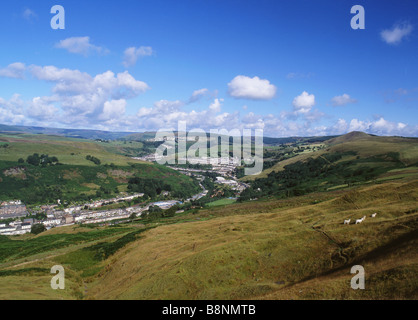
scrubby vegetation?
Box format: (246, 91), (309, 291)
(26, 153), (60, 166)
(239, 151), (406, 201)
(0, 160), (200, 205)
(30, 223), (46, 235)
(85, 155), (101, 165)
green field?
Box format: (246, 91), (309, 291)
(206, 198), (237, 207)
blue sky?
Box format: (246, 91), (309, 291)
(0, 0), (417, 137)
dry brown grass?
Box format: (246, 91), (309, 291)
(85, 180), (418, 300)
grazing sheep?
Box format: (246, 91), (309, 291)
(344, 219), (351, 225)
(356, 216), (366, 224)
(371, 213), (377, 218)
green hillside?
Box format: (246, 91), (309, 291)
(0, 132), (416, 300)
(0, 133), (200, 204)
(0, 177), (416, 300)
(247, 132), (418, 182)
(239, 132), (418, 201)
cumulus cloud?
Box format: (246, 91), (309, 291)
(29, 65), (149, 97)
(328, 117), (416, 137)
(28, 97), (59, 121)
(123, 46), (153, 67)
(292, 91), (315, 114)
(331, 94), (357, 106)
(0, 94), (24, 110)
(208, 98), (223, 113)
(99, 99), (127, 120)
(26, 64), (150, 126)
(55, 37), (107, 56)
(241, 112), (265, 129)
(1, 61), (417, 137)
(0, 94), (26, 125)
(228, 75), (277, 100)
(0, 62), (26, 79)
(29, 65), (90, 87)
(135, 98), (239, 131)
(381, 22), (413, 45)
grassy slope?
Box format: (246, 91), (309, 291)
(0, 178), (416, 300)
(0, 225), (138, 299)
(0, 133), (146, 166)
(245, 131), (418, 181)
(0, 132), (417, 300)
(0, 133), (199, 202)
(82, 178), (417, 300)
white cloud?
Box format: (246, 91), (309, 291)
(135, 98), (238, 131)
(2, 61), (417, 137)
(228, 75), (277, 100)
(348, 118), (369, 132)
(241, 112), (265, 129)
(123, 46), (153, 67)
(154, 100), (184, 113)
(28, 97), (59, 121)
(26, 64), (150, 126)
(188, 88), (208, 103)
(331, 118), (349, 134)
(0, 62), (26, 79)
(115, 71), (150, 97)
(292, 91), (315, 114)
(0, 107), (25, 125)
(331, 94), (357, 106)
(0, 94), (24, 110)
(30, 65), (90, 84)
(99, 99), (127, 120)
(208, 98), (223, 113)
(0, 94), (26, 125)
(381, 23), (413, 45)
(22, 8), (37, 21)
(55, 37), (107, 56)
(334, 117), (418, 136)
(29, 65), (149, 98)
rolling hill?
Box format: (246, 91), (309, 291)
(0, 132), (200, 204)
(0, 131), (416, 300)
(244, 131), (418, 182)
(0, 123), (133, 140)
(0, 176), (416, 300)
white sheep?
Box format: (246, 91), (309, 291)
(371, 213), (377, 218)
(344, 219), (351, 225)
(355, 216), (366, 224)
